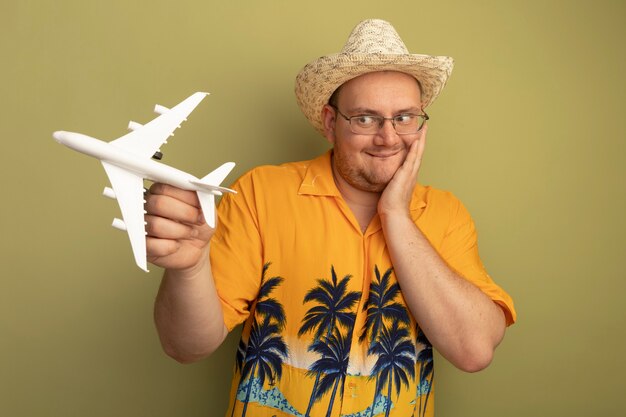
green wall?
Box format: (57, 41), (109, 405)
(1, 1), (624, 416)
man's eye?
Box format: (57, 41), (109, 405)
(395, 114), (415, 125)
(354, 115), (377, 126)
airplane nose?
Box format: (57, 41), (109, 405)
(52, 131), (66, 144)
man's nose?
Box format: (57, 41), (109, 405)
(374, 119), (400, 146)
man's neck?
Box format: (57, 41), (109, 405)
(331, 161), (380, 233)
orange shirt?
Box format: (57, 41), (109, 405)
(211, 150), (516, 417)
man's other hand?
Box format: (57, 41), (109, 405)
(378, 124), (427, 217)
(145, 183), (214, 271)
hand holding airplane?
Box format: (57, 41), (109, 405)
(53, 92), (235, 272)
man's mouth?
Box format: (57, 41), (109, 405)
(365, 149), (402, 159)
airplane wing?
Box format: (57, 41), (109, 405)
(101, 161), (149, 272)
(109, 92), (209, 159)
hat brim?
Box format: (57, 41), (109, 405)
(295, 53), (454, 135)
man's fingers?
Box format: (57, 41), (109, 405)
(403, 124), (427, 177)
(146, 236), (209, 270)
(149, 183), (200, 208)
(145, 215), (198, 239)
(146, 236), (181, 258)
(145, 192), (203, 225)
(415, 124), (428, 163)
(144, 183), (215, 270)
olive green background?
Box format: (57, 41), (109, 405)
(1, 0), (624, 416)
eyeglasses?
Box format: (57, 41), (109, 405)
(331, 105), (429, 135)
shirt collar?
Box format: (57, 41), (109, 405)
(298, 150), (340, 197)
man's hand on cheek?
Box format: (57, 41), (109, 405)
(378, 124), (427, 217)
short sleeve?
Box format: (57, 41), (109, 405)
(210, 171), (264, 331)
(438, 196), (517, 326)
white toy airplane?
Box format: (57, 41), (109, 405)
(53, 92), (235, 272)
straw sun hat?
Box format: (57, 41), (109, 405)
(295, 19), (454, 135)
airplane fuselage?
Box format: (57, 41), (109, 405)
(53, 131), (202, 191)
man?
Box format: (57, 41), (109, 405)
(147, 19), (516, 417)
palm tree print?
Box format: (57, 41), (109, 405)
(369, 320), (416, 417)
(255, 263), (286, 330)
(235, 262), (288, 416)
(231, 339), (247, 417)
(298, 265), (360, 417)
(299, 266), (360, 339)
(235, 338), (247, 373)
(239, 316), (288, 417)
(361, 265), (412, 416)
(414, 326), (433, 417)
(360, 265), (410, 346)
(307, 328), (351, 417)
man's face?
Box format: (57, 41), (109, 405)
(323, 71), (423, 193)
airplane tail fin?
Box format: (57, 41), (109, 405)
(201, 162), (235, 186)
(193, 162), (236, 228)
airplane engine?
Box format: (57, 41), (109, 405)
(111, 218), (127, 231)
(102, 187), (116, 200)
(154, 104), (169, 115)
(128, 121), (143, 131)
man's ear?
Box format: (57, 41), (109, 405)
(321, 105), (337, 145)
